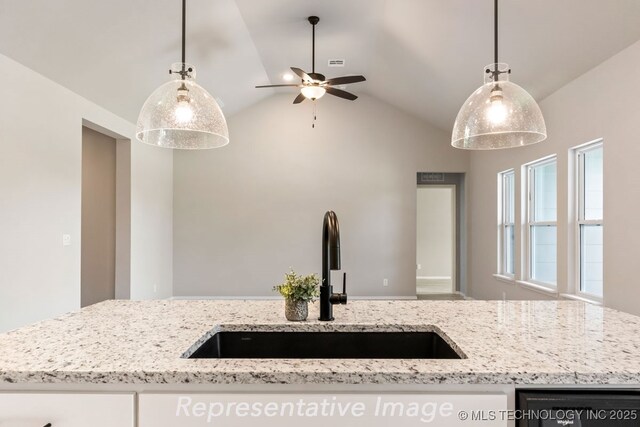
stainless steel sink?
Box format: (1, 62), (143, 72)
(186, 331), (462, 359)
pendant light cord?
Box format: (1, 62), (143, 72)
(494, 0), (498, 71)
(488, 0), (509, 82)
(181, 0), (186, 78)
(169, 0), (190, 80)
(182, 0), (186, 64)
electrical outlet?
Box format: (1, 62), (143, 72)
(417, 264), (422, 270)
(153, 284), (158, 293)
(383, 278), (389, 287)
(62, 234), (71, 246)
(502, 292), (507, 301)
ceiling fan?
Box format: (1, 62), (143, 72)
(255, 16), (366, 104)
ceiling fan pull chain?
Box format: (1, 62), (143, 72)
(312, 102), (318, 128)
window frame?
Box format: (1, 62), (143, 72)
(573, 140), (604, 302)
(497, 169), (515, 278)
(523, 156), (558, 289)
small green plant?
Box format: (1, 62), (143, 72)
(273, 268), (320, 302)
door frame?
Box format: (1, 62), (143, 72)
(416, 173), (467, 295)
(82, 119), (131, 301)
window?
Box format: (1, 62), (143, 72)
(524, 157), (557, 287)
(498, 170), (515, 277)
(575, 141), (603, 298)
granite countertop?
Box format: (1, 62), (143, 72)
(1, 299), (640, 385)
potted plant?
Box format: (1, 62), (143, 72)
(273, 269), (320, 321)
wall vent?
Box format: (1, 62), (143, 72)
(419, 172), (445, 183)
(328, 59), (345, 67)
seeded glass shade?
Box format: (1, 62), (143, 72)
(452, 63), (546, 150)
(136, 63), (229, 149)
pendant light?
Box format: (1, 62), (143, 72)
(136, 0), (229, 149)
(451, 0), (546, 150)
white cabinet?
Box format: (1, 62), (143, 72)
(140, 392), (508, 427)
(0, 392), (134, 427)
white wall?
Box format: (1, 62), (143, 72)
(130, 139), (174, 300)
(467, 39), (640, 316)
(173, 93), (469, 298)
(0, 53), (173, 332)
(416, 187), (454, 278)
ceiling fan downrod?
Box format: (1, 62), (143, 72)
(308, 16), (321, 80)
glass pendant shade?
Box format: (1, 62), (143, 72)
(301, 85), (326, 101)
(451, 63), (546, 150)
(136, 63), (229, 149)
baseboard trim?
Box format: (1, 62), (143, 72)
(416, 276), (452, 282)
(351, 295), (418, 300)
(169, 295), (418, 301)
(169, 296), (280, 301)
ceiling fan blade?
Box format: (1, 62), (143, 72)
(293, 93), (306, 104)
(291, 67), (312, 81)
(326, 86), (358, 101)
(255, 84), (300, 88)
(325, 75), (366, 85)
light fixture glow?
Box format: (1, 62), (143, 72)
(282, 73), (294, 81)
(486, 85), (507, 124)
(451, 0), (546, 150)
(487, 102), (507, 125)
(174, 85), (194, 123)
(301, 85), (326, 101)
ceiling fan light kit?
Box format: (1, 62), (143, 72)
(300, 85), (326, 101)
(451, 0), (547, 150)
(136, 0), (228, 149)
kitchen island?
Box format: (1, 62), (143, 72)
(1, 299), (639, 426)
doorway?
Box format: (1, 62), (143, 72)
(81, 126), (117, 307)
(416, 172), (466, 299)
(416, 185), (456, 295)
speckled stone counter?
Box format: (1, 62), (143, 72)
(0, 300), (639, 385)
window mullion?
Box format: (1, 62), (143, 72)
(497, 170), (515, 277)
(573, 140), (604, 300)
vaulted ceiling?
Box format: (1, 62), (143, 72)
(1, 0), (640, 131)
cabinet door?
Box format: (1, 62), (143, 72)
(140, 393), (508, 427)
(0, 392), (134, 427)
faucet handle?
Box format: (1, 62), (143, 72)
(329, 273), (348, 305)
(342, 272), (347, 295)
(330, 272), (348, 305)
(339, 272), (348, 304)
